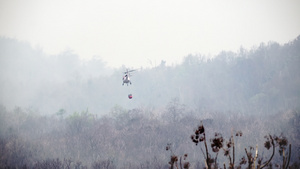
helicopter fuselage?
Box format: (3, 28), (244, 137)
(122, 75), (131, 85)
(122, 69), (137, 86)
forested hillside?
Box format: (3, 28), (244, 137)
(0, 35), (300, 168)
(1, 36), (299, 115)
(0, 104), (299, 168)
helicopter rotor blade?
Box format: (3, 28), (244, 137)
(123, 68), (139, 74)
(128, 69), (137, 72)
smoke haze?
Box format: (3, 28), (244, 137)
(0, 35), (299, 168)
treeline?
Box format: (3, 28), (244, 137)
(0, 36), (300, 115)
(0, 102), (299, 168)
(133, 36), (300, 114)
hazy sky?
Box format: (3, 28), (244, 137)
(1, 0), (300, 68)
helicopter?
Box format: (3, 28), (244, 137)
(122, 69), (137, 86)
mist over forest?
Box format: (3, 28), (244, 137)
(1, 36), (299, 115)
(0, 36), (299, 168)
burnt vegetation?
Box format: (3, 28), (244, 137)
(0, 105), (299, 169)
(189, 122), (296, 169)
(0, 36), (300, 168)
